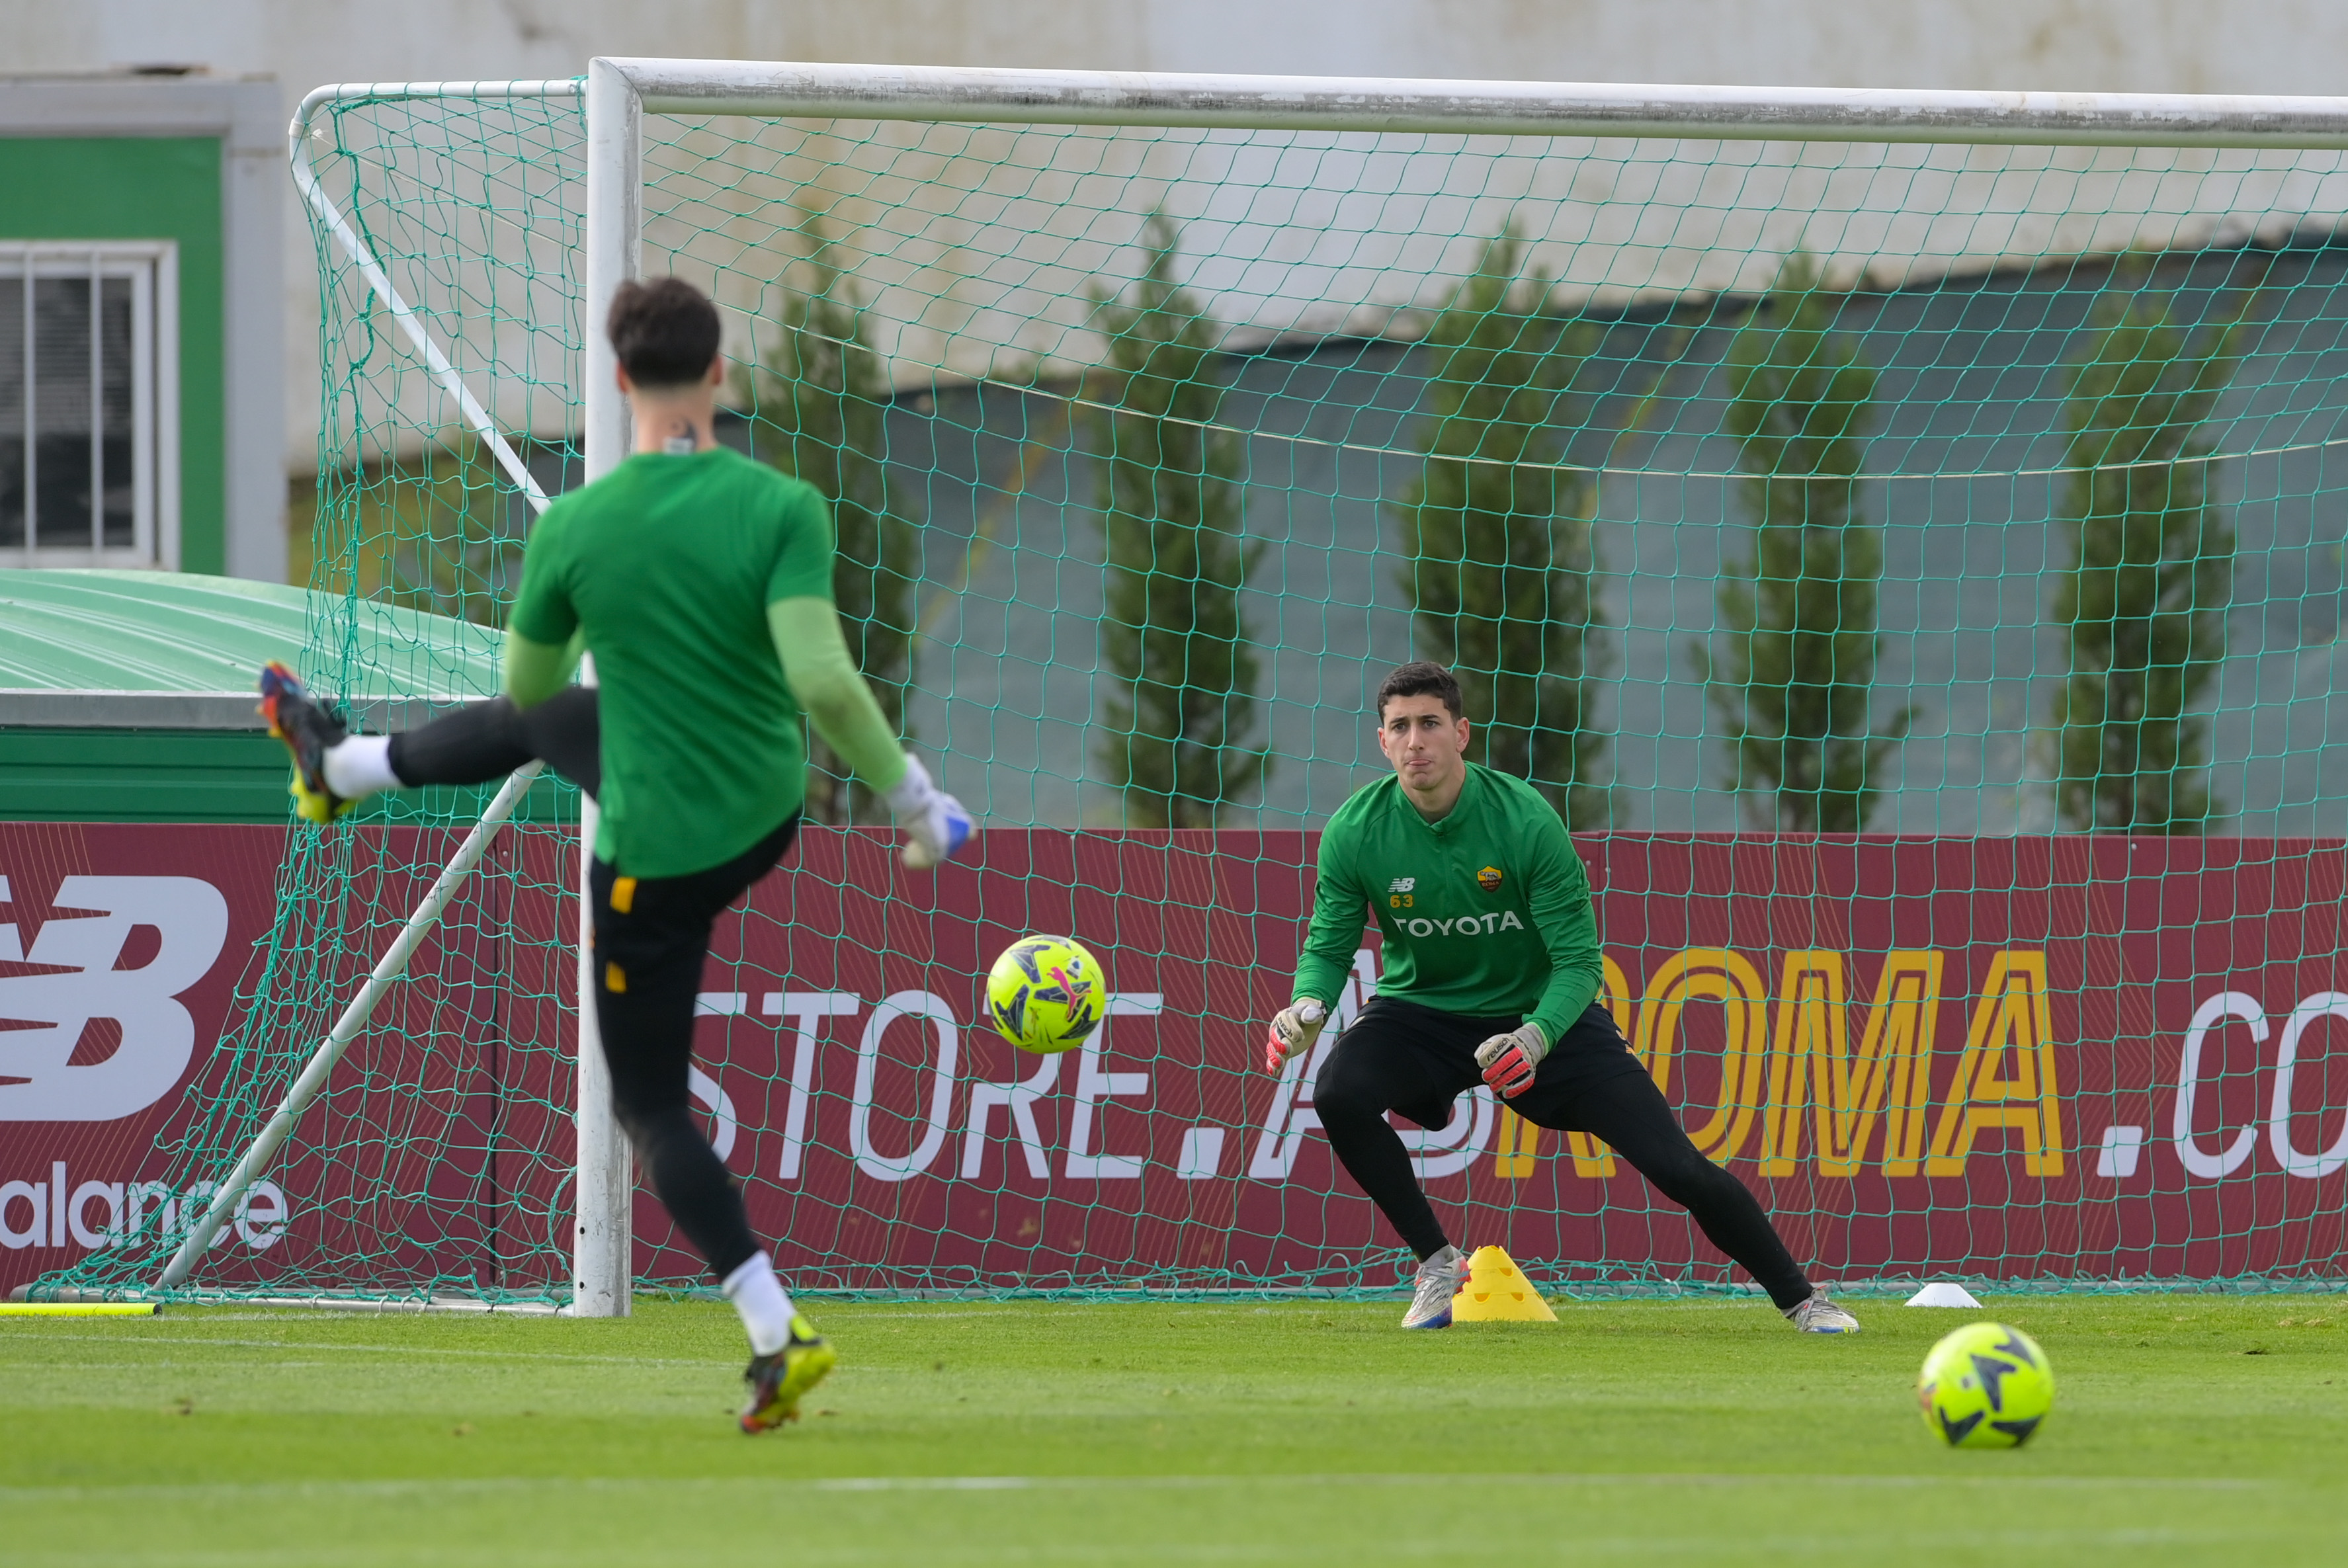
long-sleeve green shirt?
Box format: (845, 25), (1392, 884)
(1290, 762), (1604, 1042)
(501, 446), (906, 876)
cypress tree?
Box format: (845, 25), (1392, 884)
(1704, 255), (1910, 832)
(744, 255), (924, 825)
(1083, 216), (1269, 827)
(2048, 272), (2257, 833)
(1396, 229), (1614, 827)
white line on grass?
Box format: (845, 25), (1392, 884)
(830, 1309), (1023, 1319)
(0, 1472), (2276, 1506)
(10, 1333), (728, 1368)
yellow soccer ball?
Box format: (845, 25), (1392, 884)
(1917, 1321), (2054, 1448)
(985, 934), (1106, 1053)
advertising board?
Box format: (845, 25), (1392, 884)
(5, 825), (2343, 1297)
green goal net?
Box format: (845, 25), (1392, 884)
(37, 68), (2348, 1308)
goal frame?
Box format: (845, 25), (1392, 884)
(216, 60), (2348, 1319)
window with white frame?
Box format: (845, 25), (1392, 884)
(0, 243), (177, 567)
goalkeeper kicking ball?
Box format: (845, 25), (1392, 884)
(985, 934), (1105, 1053)
(1917, 1321), (2054, 1448)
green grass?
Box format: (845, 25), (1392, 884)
(3, 1296), (2343, 1564)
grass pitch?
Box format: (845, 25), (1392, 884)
(3, 1294), (2344, 1565)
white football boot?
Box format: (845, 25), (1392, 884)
(1784, 1289), (1861, 1333)
(1400, 1244), (1467, 1329)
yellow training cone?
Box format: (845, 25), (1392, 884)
(1449, 1245), (1557, 1323)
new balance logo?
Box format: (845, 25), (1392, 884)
(1388, 878), (1415, 893)
(0, 875), (229, 1122)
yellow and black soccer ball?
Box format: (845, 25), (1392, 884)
(1917, 1321), (2054, 1448)
(984, 934), (1106, 1054)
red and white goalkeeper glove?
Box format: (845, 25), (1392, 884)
(1475, 1020), (1550, 1098)
(1263, 999), (1327, 1073)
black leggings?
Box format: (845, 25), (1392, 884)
(387, 686), (602, 799)
(1312, 995), (1814, 1310)
(588, 814), (801, 1281)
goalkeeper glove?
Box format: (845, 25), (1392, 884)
(884, 755), (974, 869)
(1474, 1020), (1550, 1099)
(1263, 999), (1327, 1073)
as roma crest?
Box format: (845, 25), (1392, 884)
(1477, 865), (1503, 892)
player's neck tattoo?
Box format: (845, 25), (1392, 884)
(663, 416), (701, 455)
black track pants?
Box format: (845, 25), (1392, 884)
(386, 686), (602, 799)
(1311, 995), (1815, 1310)
(588, 814), (800, 1281)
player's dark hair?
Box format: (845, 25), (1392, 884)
(1376, 661), (1464, 722)
(606, 276), (722, 389)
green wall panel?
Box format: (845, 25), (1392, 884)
(0, 137), (226, 573)
(0, 729), (579, 827)
(0, 729), (290, 823)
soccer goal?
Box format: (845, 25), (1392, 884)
(34, 62), (2348, 1314)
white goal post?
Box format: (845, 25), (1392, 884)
(198, 60), (2348, 1318)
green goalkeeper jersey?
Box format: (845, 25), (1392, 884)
(511, 446), (833, 878)
(1290, 762), (1604, 1044)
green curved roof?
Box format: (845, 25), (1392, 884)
(0, 569), (501, 729)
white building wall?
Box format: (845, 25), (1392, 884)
(4, 0), (2347, 474)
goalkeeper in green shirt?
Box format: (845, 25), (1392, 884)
(1267, 661), (1858, 1334)
(259, 277), (972, 1429)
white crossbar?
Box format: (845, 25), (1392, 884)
(605, 60), (2348, 148)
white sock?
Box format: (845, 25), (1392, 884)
(721, 1252), (796, 1356)
(323, 735), (401, 799)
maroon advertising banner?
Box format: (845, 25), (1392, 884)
(3, 822), (288, 1296)
(5, 824), (2345, 1298)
